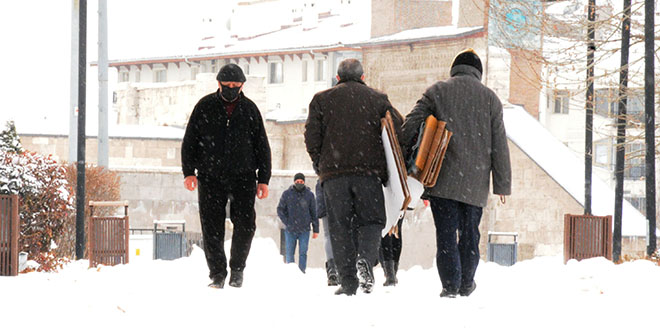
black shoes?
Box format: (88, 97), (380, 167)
(208, 274), (226, 289)
(326, 259), (339, 286)
(228, 270), (243, 288)
(440, 287), (459, 298)
(459, 281), (477, 297)
(382, 260), (398, 286)
(334, 285), (357, 296)
(356, 258), (374, 294)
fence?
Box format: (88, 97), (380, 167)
(0, 195), (19, 276)
(88, 201), (130, 268)
(564, 214), (612, 263)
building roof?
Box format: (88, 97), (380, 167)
(354, 25), (485, 47)
(503, 104), (653, 237)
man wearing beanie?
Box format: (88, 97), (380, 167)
(305, 58), (404, 295)
(276, 173), (319, 273)
(181, 63), (272, 289)
(401, 48), (511, 298)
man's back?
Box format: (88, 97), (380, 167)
(305, 80), (401, 182)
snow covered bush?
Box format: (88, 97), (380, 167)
(0, 150), (74, 259)
(58, 164), (121, 258)
(0, 121), (24, 154)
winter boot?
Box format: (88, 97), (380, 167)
(326, 259), (339, 286)
(393, 261), (399, 284)
(382, 260), (397, 286)
(228, 270), (243, 288)
(334, 285), (357, 296)
(459, 281), (477, 297)
(208, 274), (226, 289)
(356, 258), (374, 294)
(440, 287), (459, 298)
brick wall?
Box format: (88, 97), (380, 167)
(362, 34), (488, 116)
(508, 49), (542, 119)
(371, 0), (453, 38)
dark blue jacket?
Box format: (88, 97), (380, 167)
(315, 181), (327, 218)
(277, 185), (318, 234)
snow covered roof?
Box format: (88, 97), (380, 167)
(356, 26), (485, 47)
(107, 7), (370, 65)
(503, 104), (653, 237)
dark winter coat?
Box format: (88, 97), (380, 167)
(401, 65), (511, 208)
(181, 90), (271, 184)
(277, 185), (319, 234)
(315, 180), (327, 218)
(304, 79), (403, 183)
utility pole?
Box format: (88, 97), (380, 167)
(98, 0), (109, 168)
(614, 0), (631, 262)
(644, 0), (656, 256)
(75, 0), (87, 260)
(584, 0), (595, 215)
(69, 0), (79, 163)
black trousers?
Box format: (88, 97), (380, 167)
(429, 196), (483, 291)
(324, 176), (385, 289)
(198, 175), (257, 279)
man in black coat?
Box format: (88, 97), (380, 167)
(305, 58), (403, 295)
(181, 63), (271, 289)
(402, 49), (511, 298)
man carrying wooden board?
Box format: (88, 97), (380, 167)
(401, 49), (512, 298)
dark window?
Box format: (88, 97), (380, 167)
(554, 91), (569, 114)
(624, 143), (645, 180)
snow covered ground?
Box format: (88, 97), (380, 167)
(1, 238), (658, 330)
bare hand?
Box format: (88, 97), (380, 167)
(499, 195), (506, 204)
(184, 176), (198, 191)
(257, 184), (269, 199)
(312, 232), (319, 239)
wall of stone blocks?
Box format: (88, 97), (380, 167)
(371, 0), (453, 38)
(362, 34), (488, 117)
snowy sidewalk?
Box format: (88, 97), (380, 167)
(1, 238), (658, 330)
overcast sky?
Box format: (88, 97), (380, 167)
(0, 0), (229, 132)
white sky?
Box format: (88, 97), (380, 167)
(0, 0), (225, 133)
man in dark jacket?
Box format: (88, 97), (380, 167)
(402, 49), (511, 298)
(277, 173), (318, 273)
(305, 58), (403, 295)
(181, 63), (271, 289)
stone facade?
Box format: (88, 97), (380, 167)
(370, 0), (453, 38)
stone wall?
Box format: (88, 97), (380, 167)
(371, 0), (453, 38)
(362, 33), (488, 116)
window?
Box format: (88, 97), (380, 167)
(154, 69), (167, 83)
(302, 61), (308, 82)
(240, 62), (250, 75)
(315, 59), (326, 81)
(627, 91), (644, 121)
(595, 88), (616, 117)
(119, 71), (129, 83)
(135, 71), (141, 83)
(625, 196), (646, 216)
(624, 143), (645, 180)
(211, 59), (219, 74)
(553, 91), (569, 114)
(595, 143), (609, 165)
(269, 62), (283, 84)
(191, 65), (199, 80)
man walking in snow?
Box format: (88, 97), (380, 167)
(305, 58), (403, 295)
(402, 49), (511, 298)
(277, 173), (319, 273)
(181, 63), (271, 289)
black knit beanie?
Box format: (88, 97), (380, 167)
(217, 63), (246, 82)
(451, 49), (482, 74)
(294, 173), (305, 182)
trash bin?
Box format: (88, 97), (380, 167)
(487, 232), (518, 266)
(153, 220), (186, 260)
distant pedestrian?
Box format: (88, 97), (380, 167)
(305, 58), (403, 295)
(181, 63), (272, 289)
(277, 173), (319, 273)
(402, 49), (511, 298)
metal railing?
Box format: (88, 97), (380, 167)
(0, 195), (19, 276)
(564, 214), (612, 263)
